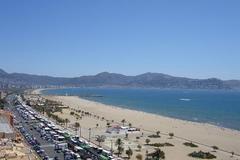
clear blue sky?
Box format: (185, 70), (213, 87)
(0, 0), (239, 79)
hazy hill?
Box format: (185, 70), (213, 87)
(0, 68), (240, 90)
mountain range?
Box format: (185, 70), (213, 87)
(0, 68), (240, 90)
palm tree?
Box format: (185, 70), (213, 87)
(156, 131), (160, 136)
(146, 150), (149, 159)
(65, 118), (70, 127)
(145, 138), (150, 145)
(121, 119), (126, 126)
(169, 132), (174, 139)
(125, 147), (133, 159)
(115, 138), (124, 157)
(212, 146), (219, 152)
(136, 154), (143, 160)
(231, 151), (234, 157)
(137, 144), (142, 151)
(74, 122), (80, 134)
(125, 133), (129, 139)
(96, 135), (106, 146)
(129, 123), (132, 128)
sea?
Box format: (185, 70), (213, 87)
(41, 88), (240, 131)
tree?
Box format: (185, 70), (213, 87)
(121, 119), (126, 126)
(169, 132), (174, 139)
(148, 148), (165, 159)
(125, 147), (133, 159)
(212, 146), (219, 152)
(137, 144), (142, 151)
(115, 138), (124, 157)
(156, 131), (160, 136)
(125, 133), (129, 139)
(96, 123), (99, 128)
(70, 111), (74, 115)
(117, 146), (124, 157)
(136, 154), (143, 160)
(74, 122), (80, 134)
(231, 152), (234, 157)
(145, 138), (150, 145)
(129, 123), (132, 128)
(146, 150), (149, 159)
(65, 118), (70, 127)
(96, 135), (106, 146)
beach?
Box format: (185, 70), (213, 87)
(32, 89), (240, 160)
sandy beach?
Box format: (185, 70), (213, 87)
(32, 89), (240, 160)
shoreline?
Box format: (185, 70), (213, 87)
(31, 88), (240, 159)
(29, 89), (240, 160)
(34, 88), (240, 133)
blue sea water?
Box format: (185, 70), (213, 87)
(42, 88), (240, 131)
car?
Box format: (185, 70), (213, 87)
(54, 156), (59, 160)
(43, 156), (49, 160)
(36, 149), (45, 154)
(33, 145), (41, 151)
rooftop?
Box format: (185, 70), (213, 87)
(0, 116), (13, 134)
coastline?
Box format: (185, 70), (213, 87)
(35, 88), (240, 133)
(32, 88), (240, 159)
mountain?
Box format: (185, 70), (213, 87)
(0, 69), (240, 90)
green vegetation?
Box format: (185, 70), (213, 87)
(128, 123), (132, 127)
(137, 144), (142, 151)
(125, 133), (128, 139)
(125, 147), (133, 159)
(212, 146), (219, 152)
(74, 122), (80, 133)
(147, 148), (165, 159)
(65, 118), (70, 127)
(96, 135), (106, 146)
(145, 138), (150, 145)
(115, 138), (124, 157)
(148, 142), (174, 147)
(136, 154), (143, 160)
(169, 132), (174, 139)
(148, 134), (161, 138)
(0, 99), (5, 109)
(189, 151), (216, 159)
(121, 119), (126, 126)
(183, 142), (198, 148)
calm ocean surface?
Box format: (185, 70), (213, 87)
(42, 88), (240, 130)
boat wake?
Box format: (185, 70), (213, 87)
(179, 98), (191, 101)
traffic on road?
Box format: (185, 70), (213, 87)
(7, 95), (118, 160)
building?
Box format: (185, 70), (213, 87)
(0, 91), (7, 99)
(0, 110), (15, 139)
(0, 110), (13, 126)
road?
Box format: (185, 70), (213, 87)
(8, 104), (65, 160)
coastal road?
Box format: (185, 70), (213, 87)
(8, 104), (65, 160)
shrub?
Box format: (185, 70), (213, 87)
(183, 142), (198, 148)
(145, 138), (150, 145)
(189, 151), (216, 159)
(149, 142), (174, 147)
(148, 134), (161, 138)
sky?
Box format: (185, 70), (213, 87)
(0, 0), (240, 80)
